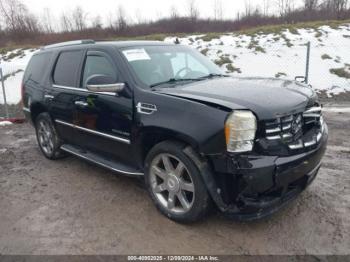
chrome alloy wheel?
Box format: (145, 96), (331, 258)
(150, 153), (195, 214)
(37, 119), (54, 155)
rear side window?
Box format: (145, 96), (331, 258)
(53, 50), (83, 87)
(82, 55), (116, 86)
(24, 52), (53, 84)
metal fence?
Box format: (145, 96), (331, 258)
(0, 62), (25, 120)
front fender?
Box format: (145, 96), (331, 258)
(135, 89), (229, 155)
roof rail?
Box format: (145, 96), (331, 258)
(41, 39), (95, 50)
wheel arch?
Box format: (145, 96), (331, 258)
(30, 102), (48, 124)
(140, 126), (199, 164)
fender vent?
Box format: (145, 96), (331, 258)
(136, 102), (157, 115)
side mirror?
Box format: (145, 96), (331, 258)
(86, 74), (125, 93)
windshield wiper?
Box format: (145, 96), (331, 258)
(150, 74), (229, 88)
(197, 73), (230, 80)
(150, 78), (200, 88)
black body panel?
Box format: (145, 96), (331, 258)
(22, 41), (328, 221)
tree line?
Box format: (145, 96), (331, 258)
(0, 0), (349, 46)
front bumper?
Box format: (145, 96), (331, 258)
(208, 124), (328, 221)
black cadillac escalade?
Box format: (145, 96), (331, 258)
(22, 40), (328, 223)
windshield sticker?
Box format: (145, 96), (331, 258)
(122, 49), (151, 62)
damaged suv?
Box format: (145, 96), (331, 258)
(22, 40), (328, 222)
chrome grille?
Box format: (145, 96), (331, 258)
(264, 106), (324, 150)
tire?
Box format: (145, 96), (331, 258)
(145, 141), (212, 223)
(35, 112), (66, 160)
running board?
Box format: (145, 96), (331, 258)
(60, 144), (144, 176)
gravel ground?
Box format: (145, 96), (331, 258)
(0, 111), (349, 255)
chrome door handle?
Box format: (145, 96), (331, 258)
(74, 101), (89, 107)
(44, 94), (54, 100)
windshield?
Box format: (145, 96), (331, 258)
(121, 45), (223, 87)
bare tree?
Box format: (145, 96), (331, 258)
(276, 0), (295, 17)
(187, 0), (199, 21)
(135, 8), (145, 24)
(60, 12), (73, 32)
(116, 4), (128, 32)
(72, 6), (87, 31)
(213, 0), (223, 20)
(263, 0), (271, 16)
(320, 0), (348, 17)
(304, 0), (319, 10)
(91, 15), (102, 29)
(41, 7), (55, 33)
(0, 0), (40, 35)
(169, 5), (179, 19)
(244, 0), (252, 16)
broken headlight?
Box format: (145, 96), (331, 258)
(225, 110), (257, 153)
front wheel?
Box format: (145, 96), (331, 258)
(145, 141), (212, 223)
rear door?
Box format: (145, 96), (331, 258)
(47, 49), (85, 144)
(71, 49), (134, 165)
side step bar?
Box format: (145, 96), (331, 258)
(61, 144), (144, 176)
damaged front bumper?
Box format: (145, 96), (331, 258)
(207, 124), (328, 221)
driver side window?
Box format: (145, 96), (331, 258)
(82, 55), (116, 87)
(170, 53), (209, 77)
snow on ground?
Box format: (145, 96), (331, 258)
(0, 120), (12, 126)
(165, 23), (350, 97)
(0, 49), (36, 104)
(1, 23), (350, 106)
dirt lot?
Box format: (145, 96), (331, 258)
(0, 111), (349, 255)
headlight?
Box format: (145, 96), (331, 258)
(225, 110), (257, 153)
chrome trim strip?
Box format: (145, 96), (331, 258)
(282, 123), (292, 130)
(136, 102), (157, 115)
(44, 94), (54, 99)
(289, 140), (303, 149)
(304, 139), (317, 147)
(304, 106), (322, 113)
(55, 119), (130, 144)
(23, 107), (31, 113)
(266, 127), (281, 134)
(303, 113), (321, 118)
(282, 133), (292, 138)
(55, 119), (74, 127)
(60, 145), (143, 176)
(52, 84), (115, 96)
(266, 135), (281, 140)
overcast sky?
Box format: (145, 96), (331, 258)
(24, 0), (304, 25)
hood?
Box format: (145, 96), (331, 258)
(157, 77), (317, 120)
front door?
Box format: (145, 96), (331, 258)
(72, 50), (134, 165)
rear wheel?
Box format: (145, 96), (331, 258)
(35, 112), (65, 160)
(145, 141), (212, 223)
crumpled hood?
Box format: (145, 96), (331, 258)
(157, 77), (317, 120)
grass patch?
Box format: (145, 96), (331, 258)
(281, 34), (293, 47)
(214, 55), (232, 66)
(247, 39), (266, 53)
(275, 72), (287, 78)
(200, 48), (209, 56)
(288, 28), (299, 35)
(226, 63), (241, 73)
(237, 20), (350, 37)
(315, 30), (322, 38)
(0, 45), (37, 56)
(334, 56), (342, 63)
(321, 54), (332, 60)
(330, 65), (350, 79)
